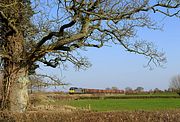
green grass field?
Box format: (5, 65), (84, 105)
(57, 98), (180, 111)
(125, 92), (178, 96)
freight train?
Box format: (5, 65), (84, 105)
(69, 87), (125, 94)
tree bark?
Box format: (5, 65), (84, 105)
(1, 34), (29, 112)
(10, 75), (29, 112)
(2, 68), (29, 112)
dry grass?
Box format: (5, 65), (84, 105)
(0, 110), (180, 122)
(28, 93), (82, 113)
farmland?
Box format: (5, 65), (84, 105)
(42, 92), (180, 112)
(1, 93), (180, 121)
(54, 98), (180, 111)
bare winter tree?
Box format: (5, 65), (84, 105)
(0, 0), (180, 112)
(169, 74), (180, 95)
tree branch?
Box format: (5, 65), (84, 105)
(141, 2), (180, 17)
(35, 20), (76, 49)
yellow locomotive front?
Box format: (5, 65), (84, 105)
(69, 87), (76, 94)
(69, 87), (84, 94)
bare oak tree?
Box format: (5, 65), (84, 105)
(0, 0), (180, 112)
(169, 74), (180, 95)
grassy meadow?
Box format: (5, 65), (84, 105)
(54, 98), (180, 111)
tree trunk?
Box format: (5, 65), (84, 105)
(2, 69), (29, 112)
(1, 34), (29, 112)
(10, 75), (29, 112)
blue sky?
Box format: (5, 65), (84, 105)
(37, 11), (180, 91)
